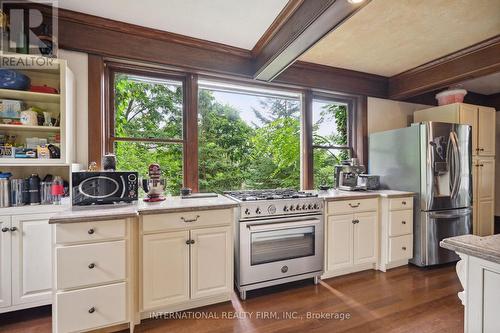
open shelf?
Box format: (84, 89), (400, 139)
(0, 124), (60, 132)
(0, 158), (69, 166)
(0, 88), (60, 103)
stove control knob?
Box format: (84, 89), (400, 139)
(308, 204), (313, 210)
(314, 203), (320, 209)
(268, 205), (277, 214)
(296, 204), (301, 211)
(290, 205), (295, 211)
(283, 205), (289, 212)
(244, 208), (251, 215)
(255, 208), (262, 214)
(302, 204), (307, 210)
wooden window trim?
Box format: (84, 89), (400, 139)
(89, 57), (367, 193)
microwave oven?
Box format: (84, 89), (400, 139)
(72, 171), (138, 205)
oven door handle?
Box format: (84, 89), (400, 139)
(247, 219), (320, 231)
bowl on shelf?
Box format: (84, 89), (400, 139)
(0, 69), (31, 91)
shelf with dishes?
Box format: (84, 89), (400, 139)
(0, 124), (60, 132)
(0, 88), (60, 103)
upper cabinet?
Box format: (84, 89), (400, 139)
(0, 53), (75, 166)
(414, 103), (496, 157)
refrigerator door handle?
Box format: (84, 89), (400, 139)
(429, 208), (471, 219)
(449, 131), (461, 199)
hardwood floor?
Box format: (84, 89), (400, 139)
(0, 264), (463, 333)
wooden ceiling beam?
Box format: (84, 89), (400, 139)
(388, 35), (500, 99)
(253, 0), (371, 81)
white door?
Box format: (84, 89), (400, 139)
(353, 212), (377, 265)
(477, 106), (496, 156)
(477, 157), (495, 236)
(142, 231), (190, 310)
(459, 104), (478, 155)
(0, 216), (11, 308)
(11, 214), (53, 306)
(190, 226), (232, 300)
(327, 214), (353, 271)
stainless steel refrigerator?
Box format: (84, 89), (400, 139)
(369, 122), (472, 267)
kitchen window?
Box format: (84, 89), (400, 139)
(109, 69), (185, 195)
(198, 80), (302, 192)
(312, 97), (352, 189)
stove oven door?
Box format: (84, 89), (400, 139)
(239, 215), (323, 286)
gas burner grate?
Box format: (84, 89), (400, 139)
(224, 189), (318, 201)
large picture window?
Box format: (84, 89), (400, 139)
(110, 70), (185, 195)
(198, 80), (302, 192)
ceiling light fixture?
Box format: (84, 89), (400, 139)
(347, 0), (365, 4)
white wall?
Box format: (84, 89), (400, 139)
(58, 49), (89, 167)
(367, 97), (430, 134)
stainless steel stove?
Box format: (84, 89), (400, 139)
(225, 189), (324, 300)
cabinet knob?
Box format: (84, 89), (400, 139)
(190, 239), (195, 244)
(479, 164), (484, 167)
(402, 246), (407, 251)
(186, 239), (196, 245)
(401, 221), (406, 225)
(479, 148), (485, 151)
(402, 201), (406, 205)
(88, 228), (95, 235)
(88, 307), (95, 314)
(352, 219), (359, 224)
(10, 227), (17, 232)
(88, 263), (96, 269)
(1, 227), (8, 232)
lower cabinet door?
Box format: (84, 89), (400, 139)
(353, 212), (377, 265)
(477, 200), (495, 236)
(0, 216), (11, 308)
(11, 214), (53, 306)
(142, 230), (190, 310)
(55, 282), (126, 333)
(190, 226), (232, 299)
(327, 214), (353, 271)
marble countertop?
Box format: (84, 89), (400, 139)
(440, 234), (500, 264)
(317, 189), (414, 201)
(49, 195), (238, 224)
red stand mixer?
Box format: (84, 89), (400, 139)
(142, 163), (167, 202)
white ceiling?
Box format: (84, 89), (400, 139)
(459, 72), (500, 95)
(57, 0), (289, 50)
(300, 0), (500, 76)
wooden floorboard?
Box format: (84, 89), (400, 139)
(0, 264), (463, 333)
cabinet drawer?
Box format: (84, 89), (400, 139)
(389, 197), (413, 211)
(143, 209), (232, 232)
(389, 210), (413, 236)
(56, 240), (126, 290)
(55, 282), (126, 333)
(328, 198), (378, 215)
(55, 219), (126, 244)
(389, 235), (413, 262)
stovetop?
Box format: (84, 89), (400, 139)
(224, 189), (318, 202)
(224, 189), (322, 220)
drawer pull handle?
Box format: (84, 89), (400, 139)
(88, 228), (95, 235)
(352, 219), (359, 224)
(349, 203), (360, 208)
(1, 227), (8, 232)
(401, 221), (406, 225)
(181, 215), (200, 223)
(88, 263), (96, 269)
(402, 246), (407, 251)
(88, 307), (95, 314)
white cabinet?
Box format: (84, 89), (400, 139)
(324, 199), (378, 278)
(473, 157), (495, 236)
(142, 231), (190, 309)
(477, 106), (496, 157)
(190, 227), (232, 299)
(0, 214), (53, 314)
(11, 214), (53, 306)
(0, 216), (11, 309)
(379, 196), (414, 272)
(141, 209), (233, 314)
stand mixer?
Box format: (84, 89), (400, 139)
(142, 163), (167, 202)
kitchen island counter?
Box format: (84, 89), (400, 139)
(49, 194), (238, 223)
(441, 234), (500, 265)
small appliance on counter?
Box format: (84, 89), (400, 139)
(357, 174), (380, 190)
(334, 158), (367, 191)
(142, 163), (166, 202)
(72, 171), (138, 206)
